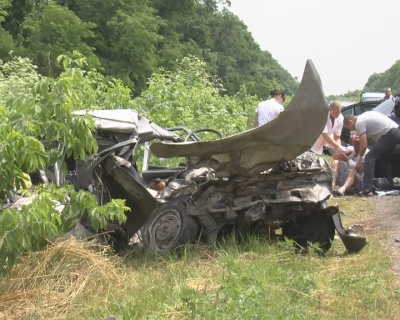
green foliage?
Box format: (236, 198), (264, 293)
(151, 2), (298, 98)
(1, 0), (299, 98)
(327, 89), (362, 103)
(364, 60), (400, 94)
(0, 55), (39, 103)
(0, 54), (136, 275)
(55, 0), (162, 95)
(19, 2), (100, 77)
(0, 123), (47, 199)
(0, 184), (129, 276)
(66, 189), (129, 233)
(0, 52), (136, 196)
(134, 55), (258, 136)
(0, 0), (15, 57)
(206, 9), (298, 97)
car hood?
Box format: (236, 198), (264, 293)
(150, 59), (329, 178)
(373, 98), (395, 116)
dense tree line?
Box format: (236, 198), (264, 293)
(364, 60), (400, 95)
(328, 60), (400, 102)
(0, 0), (298, 98)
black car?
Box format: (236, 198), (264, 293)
(340, 98), (400, 178)
(341, 100), (384, 117)
(340, 100), (384, 144)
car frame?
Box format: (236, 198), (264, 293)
(34, 60), (367, 254)
(138, 60), (366, 253)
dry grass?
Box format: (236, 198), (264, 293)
(1, 196), (399, 319)
(0, 238), (127, 320)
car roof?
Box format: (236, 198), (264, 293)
(72, 109), (180, 142)
(361, 92), (385, 101)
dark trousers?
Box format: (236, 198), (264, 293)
(363, 128), (400, 190)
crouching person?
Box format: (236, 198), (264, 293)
(344, 112), (400, 197)
(333, 134), (368, 196)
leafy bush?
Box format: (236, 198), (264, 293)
(0, 54), (133, 275)
(0, 183), (128, 276)
(133, 55), (259, 136)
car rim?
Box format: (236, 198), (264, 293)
(149, 208), (183, 251)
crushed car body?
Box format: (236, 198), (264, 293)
(35, 60), (367, 254)
(150, 60), (330, 178)
(143, 60), (366, 253)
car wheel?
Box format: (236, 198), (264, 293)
(142, 204), (198, 253)
(282, 211), (335, 252)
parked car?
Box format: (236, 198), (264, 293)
(340, 97), (400, 178)
(340, 99), (393, 144)
(360, 92), (385, 102)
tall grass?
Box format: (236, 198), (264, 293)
(1, 198), (399, 319)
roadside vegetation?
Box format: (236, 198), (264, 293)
(0, 54), (258, 275)
(1, 197), (399, 319)
(1, 2), (399, 317)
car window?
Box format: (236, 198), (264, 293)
(341, 107), (354, 116)
(354, 106), (362, 115)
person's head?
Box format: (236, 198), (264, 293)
(343, 114), (357, 131)
(270, 89), (285, 103)
(329, 100), (342, 118)
(385, 87), (392, 96)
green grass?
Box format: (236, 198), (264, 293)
(1, 197), (399, 319)
(80, 237), (399, 319)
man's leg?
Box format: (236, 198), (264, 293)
(331, 159), (340, 188)
(363, 129), (400, 191)
(338, 169), (356, 195)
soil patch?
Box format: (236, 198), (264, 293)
(361, 196), (400, 275)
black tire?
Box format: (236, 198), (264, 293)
(142, 204), (199, 253)
(282, 211), (335, 252)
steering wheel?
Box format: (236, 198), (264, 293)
(184, 128), (223, 142)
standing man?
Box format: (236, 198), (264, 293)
(311, 100), (346, 155)
(384, 87), (393, 100)
(343, 111), (400, 196)
(254, 89), (285, 127)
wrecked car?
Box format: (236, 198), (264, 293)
(35, 60), (367, 254)
(140, 60), (366, 253)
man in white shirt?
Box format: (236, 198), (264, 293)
(254, 89), (285, 127)
(311, 100), (346, 155)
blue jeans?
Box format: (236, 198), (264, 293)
(363, 128), (400, 190)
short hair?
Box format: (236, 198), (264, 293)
(343, 114), (356, 126)
(385, 87), (392, 93)
(270, 89), (285, 99)
(329, 100), (342, 111)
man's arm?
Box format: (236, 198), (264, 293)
(321, 132), (342, 151)
(254, 112), (259, 128)
(356, 133), (368, 162)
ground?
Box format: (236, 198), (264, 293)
(361, 196), (400, 275)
